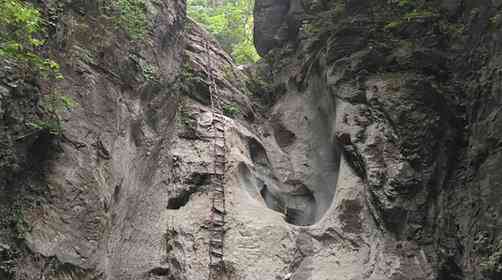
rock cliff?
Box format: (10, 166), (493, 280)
(1, 0), (502, 280)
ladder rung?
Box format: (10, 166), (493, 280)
(201, 136), (225, 140)
(213, 145), (225, 151)
(212, 195), (225, 201)
(212, 174), (224, 180)
(210, 214), (225, 220)
(212, 193), (225, 198)
(209, 261), (224, 268)
(210, 240), (223, 246)
(212, 220), (224, 226)
(210, 250), (223, 257)
(214, 141), (225, 147)
(214, 202), (225, 208)
(214, 148), (225, 155)
(214, 154), (225, 160)
(209, 233), (224, 239)
(209, 227), (224, 232)
(212, 207), (225, 214)
(212, 195), (224, 200)
(213, 133), (224, 138)
(212, 205), (225, 211)
(211, 211), (224, 216)
(214, 123), (224, 129)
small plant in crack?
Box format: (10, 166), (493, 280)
(28, 91), (78, 136)
(177, 99), (194, 128)
(223, 104), (240, 118)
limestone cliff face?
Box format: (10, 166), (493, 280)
(0, 0), (186, 279)
(1, 0), (502, 280)
(253, 0), (502, 279)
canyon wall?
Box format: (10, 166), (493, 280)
(1, 0), (502, 279)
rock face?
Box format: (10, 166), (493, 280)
(253, 0), (290, 56)
(2, 0), (502, 279)
(0, 0), (186, 279)
(253, 0), (304, 57)
(252, 0), (502, 279)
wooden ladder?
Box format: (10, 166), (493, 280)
(205, 41), (227, 280)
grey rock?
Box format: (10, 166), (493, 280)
(441, 0), (462, 15)
(253, 0), (290, 56)
(0, 243), (9, 252)
(3, 0), (502, 280)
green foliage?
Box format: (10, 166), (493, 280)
(385, 8), (438, 30)
(104, 0), (149, 40)
(0, 0), (62, 78)
(177, 98), (193, 128)
(42, 92), (78, 114)
(385, 0), (440, 30)
(188, 0), (260, 64)
(222, 63), (235, 80)
(29, 92), (78, 135)
(384, 20), (402, 30)
(180, 61), (195, 82)
(304, 22), (321, 34)
(142, 62), (157, 81)
(396, 0), (414, 8)
(128, 51), (159, 81)
(13, 207), (30, 239)
(443, 23), (465, 37)
(222, 104), (239, 118)
(489, 14), (502, 31)
(481, 240), (502, 277)
(403, 9), (438, 20)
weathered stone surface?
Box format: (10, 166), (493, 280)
(1, 0), (186, 279)
(3, 0), (502, 279)
(254, 0), (502, 279)
(253, 0), (290, 56)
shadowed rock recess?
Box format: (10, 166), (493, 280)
(2, 0), (502, 279)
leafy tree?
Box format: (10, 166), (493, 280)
(0, 0), (75, 136)
(187, 0), (260, 64)
(0, 0), (61, 77)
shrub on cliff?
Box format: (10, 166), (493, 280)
(0, 0), (62, 77)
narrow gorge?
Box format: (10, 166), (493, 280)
(1, 1), (502, 280)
